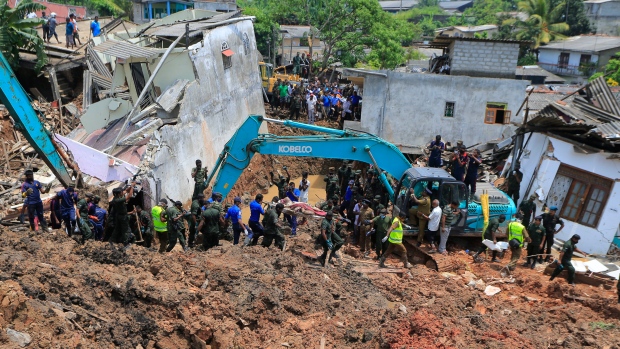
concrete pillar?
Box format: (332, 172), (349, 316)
(148, 2), (152, 20)
(166, 1), (170, 16)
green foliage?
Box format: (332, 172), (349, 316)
(550, 0), (591, 36)
(0, 0), (47, 72)
(513, 0), (569, 48)
(517, 53), (536, 65)
(589, 53), (620, 84)
(590, 322), (616, 330)
(405, 47), (427, 60)
(240, 5), (279, 58)
(464, 0), (511, 25)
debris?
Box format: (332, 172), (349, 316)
(399, 304), (408, 314)
(484, 285), (501, 296)
(6, 328), (32, 347)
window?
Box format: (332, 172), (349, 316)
(444, 101), (455, 117)
(579, 54), (591, 65)
(484, 102), (511, 124)
(558, 52), (570, 68)
(221, 41), (233, 69)
(242, 33), (250, 55)
(551, 165), (612, 228)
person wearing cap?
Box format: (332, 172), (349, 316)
(525, 216), (545, 269)
(358, 199), (375, 254)
(505, 217), (530, 271)
(198, 200), (222, 250)
(224, 197), (244, 245)
(540, 206), (564, 263)
(324, 167), (339, 201)
(439, 201), (460, 255)
(57, 186), (78, 236)
(307, 91), (317, 124)
(318, 211), (344, 266)
(379, 211), (411, 268)
(248, 194), (265, 246)
(506, 163), (523, 205)
(299, 172), (311, 203)
(550, 234), (587, 285)
(109, 184), (135, 249)
(134, 205), (153, 248)
(371, 194), (385, 216)
(472, 214), (505, 262)
(519, 194), (537, 228)
(408, 187), (432, 247)
(427, 135), (445, 168)
(320, 195), (338, 212)
(371, 208), (391, 258)
(21, 169), (50, 232)
(191, 160), (208, 200)
(188, 194), (205, 248)
(262, 203), (286, 250)
(449, 147), (468, 182)
(165, 201), (188, 252)
(270, 167), (290, 200)
(76, 193), (94, 241)
(89, 196), (107, 241)
(152, 199), (169, 253)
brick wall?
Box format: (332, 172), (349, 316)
(449, 40), (519, 79)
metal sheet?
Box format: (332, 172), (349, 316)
(93, 40), (163, 60)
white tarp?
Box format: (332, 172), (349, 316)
(571, 260), (588, 273)
(583, 259), (609, 273)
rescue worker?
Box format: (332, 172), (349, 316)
(540, 206), (564, 263)
(371, 208), (391, 259)
(525, 216), (545, 269)
(379, 211), (412, 268)
(248, 194), (265, 246)
(550, 234), (587, 285)
(519, 194), (537, 228)
(358, 199), (375, 253)
(324, 167), (339, 201)
(472, 214), (505, 263)
(109, 185), (134, 249)
(506, 219), (530, 271)
(506, 163), (522, 205)
(318, 211), (344, 266)
(270, 167), (290, 200)
(166, 201), (188, 252)
(408, 187), (432, 247)
(262, 203), (286, 250)
(337, 163), (348, 191)
(20, 169), (50, 232)
(371, 195), (385, 216)
(188, 194), (205, 248)
(152, 199), (168, 253)
(89, 196), (107, 241)
(57, 186), (78, 236)
(191, 159), (208, 200)
(197, 201), (221, 250)
(320, 195), (339, 212)
(225, 197), (244, 245)
(215, 200), (232, 242)
(439, 201), (460, 255)
(76, 192), (94, 242)
(135, 205), (153, 248)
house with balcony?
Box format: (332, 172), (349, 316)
(537, 35), (620, 77)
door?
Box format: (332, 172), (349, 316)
(558, 52), (570, 68)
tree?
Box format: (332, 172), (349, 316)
(589, 53), (620, 85)
(550, 0), (591, 36)
(0, 0), (47, 72)
(509, 0), (569, 48)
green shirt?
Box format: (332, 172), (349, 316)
(139, 210), (152, 229)
(320, 218), (334, 240)
(442, 206), (455, 227)
(279, 84), (288, 98)
(561, 240), (576, 264)
(77, 198), (89, 219)
(372, 215), (391, 233)
(320, 203), (335, 212)
(166, 206), (182, 231)
(484, 218), (499, 239)
(190, 200), (201, 216)
(201, 207), (220, 235)
(110, 196), (128, 217)
(263, 209), (279, 234)
(192, 167), (207, 183)
(527, 223), (545, 245)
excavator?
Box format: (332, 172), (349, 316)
(205, 115), (517, 271)
(259, 61), (304, 99)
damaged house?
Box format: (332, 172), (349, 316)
(508, 77), (620, 255)
(54, 10), (264, 211)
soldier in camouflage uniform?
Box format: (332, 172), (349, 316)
(320, 195), (339, 212)
(270, 167), (290, 200)
(191, 159), (208, 200)
(324, 167), (340, 201)
(216, 202), (233, 242)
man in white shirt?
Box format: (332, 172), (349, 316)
(307, 93), (317, 124)
(298, 172), (310, 203)
(421, 199), (442, 252)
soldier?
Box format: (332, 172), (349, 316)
(324, 167), (339, 201)
(371, 208), (391, 259)
(337, 162), (347, 190)
(472, 214), (505, 262)
(358, 199), (375, 253)
(371, 195), (385, 216)
(320, 195), (339, 212)
(20, 169), (50, 232)
(270, 167), (290, 200)
(191, 160), (208, 200)
(318, 211), (344, 266)
(152, 199), (168, 253)
(408, 188), (432, 247)
(188, 194), (205, 248)
(76, 193), (94, 242)
(518, 195), (537, 228)
(262, 203), (286, 250)
(109, 184), (134, 249)
(525, 216), (545, 269)
(550, 234), (587, 285)
(340, 163), (353, 198)
(506, 163), (522, 205)
(197, 201), (221, 250)
(166, 201), (188, 252)
(214, 201), (232, 242)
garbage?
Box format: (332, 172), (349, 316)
(484, 285), (501, 296)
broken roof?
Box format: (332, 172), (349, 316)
(540, 35), (620, 53)
(92, 40), (164, 59)
(423, 36), (532, 49)
(515, 65), (566, 84)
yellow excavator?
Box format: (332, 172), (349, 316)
(259, 62), (304, 99)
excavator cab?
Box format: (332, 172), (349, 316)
(395, 167), (469, 234)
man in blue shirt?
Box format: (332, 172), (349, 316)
(428, 135), (445, 168)
(89, 195), (107, 241)
(339, 180), (354, 217)
(350, 91), (362, 119)
(90, 16), (100, 37)
(65, 17), (74, 49)
(21, 169), (50, 231)
(248, 194), (265, 245)
(224, 196), (244, 245)
(285, 182), (300, 236)
(57, 186), (78, 236)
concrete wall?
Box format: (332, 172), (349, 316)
(585, 0), (620, 36)
(449, 40), (519, 78)
(343, 71), (527, 149)
(148, 19), (265, 205)
(516, 132), (620, 255)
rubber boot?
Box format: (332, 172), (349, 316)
(378, 258), (386, 268)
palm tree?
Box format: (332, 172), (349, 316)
(0, 0), (47, 72)
(516, 0), (569, 48)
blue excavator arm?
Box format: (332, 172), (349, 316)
(0, 53), (74, 187)
(205, 115), (412, 202)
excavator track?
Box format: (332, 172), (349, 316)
(403, 238), (460, 272)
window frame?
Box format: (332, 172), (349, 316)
(444, 101), (455, 117)
(221, 41), (232, 69)
(484, 102), (511, 124)
(556, 164), (611, 228)
(558, 52), (570, 68)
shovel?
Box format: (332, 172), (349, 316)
(134, 212), (144, 244)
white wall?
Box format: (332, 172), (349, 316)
(518, 132), (620, 255)
(148, 19), (265, 205)
(538, 48), (600, 66)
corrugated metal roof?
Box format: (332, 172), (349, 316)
(527, 93), (574, 111)
(587, 76), (620, 115)
(379, 0), (418, 9)
(540, 35), (620, 53)
(595, 121), (620, 139)
(93, 40), (163, 59)
(438, 0), (473, 8)
(145, 11), (243, 37)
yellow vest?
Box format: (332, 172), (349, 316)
(388, 217), (403, 244)
(508, 221), (525, 246)
(152, 205), (167, 232)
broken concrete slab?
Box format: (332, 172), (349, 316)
(80, 98), (132, 133)
(156, 79), (189, 113)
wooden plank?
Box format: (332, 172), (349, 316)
(353, 267), (408, 274)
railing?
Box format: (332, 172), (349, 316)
(537, 62), (593, 77)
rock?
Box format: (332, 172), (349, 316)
(462, 271), (477, 282)
(345, 329), (359, 342)
(501, 309), (512, 316)
(295, 319), (314, 331)
(475, 280), (486, 291)
(136, 345), (144, 349)
(583, 336), (597, 346)
(398, 304), (407, 314)
(484, 285), (501, 296)
(440, 272), (457, 279)
(149, 264), (162, 276)
(335, 321), (345, 328)
(362, 330), (374, 342)
(6, 328), (32, 347)
(523, 296), (539, 302)
(64, 311), (77, 320)
(211, 329), (233, 349)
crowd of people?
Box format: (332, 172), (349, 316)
(34, 12), (101, 48)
